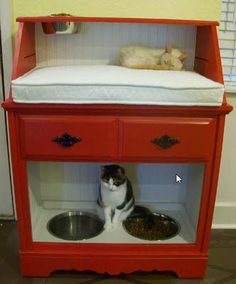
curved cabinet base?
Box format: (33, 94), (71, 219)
(20, 252), (207, 278)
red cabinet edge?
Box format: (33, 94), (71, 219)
(16, 16), (219, 26)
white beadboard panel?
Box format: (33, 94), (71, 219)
(27, 162), (42, 228)
(36, 22), (196, 70)
(184, 164), (204, 231)
(39, 163), (101, 208)
(28, 162), (201, 212)
(134, 163), (188, 203)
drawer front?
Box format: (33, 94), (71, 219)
(121, 117), (216, 159)
(19, 115), (117, 159)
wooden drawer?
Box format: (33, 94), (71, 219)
(120, 117), (216, 159)
(19, 115), (117, 159)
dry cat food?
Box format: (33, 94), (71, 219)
(123, 212), (180, 241)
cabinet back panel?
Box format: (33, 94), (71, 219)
(36, 23), (196, 70)
(27, 162), (195, 208)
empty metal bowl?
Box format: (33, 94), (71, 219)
(123, 212), (180, 241)
(47, 211), (104, 241)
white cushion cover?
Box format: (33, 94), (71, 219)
(12, 65), (224, 106)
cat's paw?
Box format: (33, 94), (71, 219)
(111, 220), (121, 229)
(104, 222), (112, 231)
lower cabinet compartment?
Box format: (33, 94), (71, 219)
(27, 162), (204, 244)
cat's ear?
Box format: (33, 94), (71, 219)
(101, 165), (106, 174)
(179, 53), (187, 62)
(165, 45), (172, 54)
(117, 166), (125, 176)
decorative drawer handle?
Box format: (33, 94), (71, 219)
(53, 133), (81, 147)
(151, 135), (179, 149)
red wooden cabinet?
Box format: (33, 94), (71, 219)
(2, 16), (233, 279)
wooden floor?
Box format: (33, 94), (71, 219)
(1, 221), (236, 284)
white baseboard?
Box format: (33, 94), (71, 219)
(212, 202), (236, 229)
(0, 215), (14, 220)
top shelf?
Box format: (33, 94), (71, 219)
(16, 16), (219, 26)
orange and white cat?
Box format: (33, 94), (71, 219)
(119, 45), (186, 71)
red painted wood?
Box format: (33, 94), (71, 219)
(41, 22), (55, 34)
(19, 115), (118, 159)
(2, 99), (233, 116)
(194, 26), (223, 84)
(19, 115), (217, 161)
(7, 113), (33, 250)
(201, 115), (227, 252)
(120, 117), (216, 159)
(16, 16), (219, 26)
(12, 22), (36, 80)
(30, 242), (200, 254)
(19, 251), (208, 277)
(194, 26), (228, 106)
(194, 162), (214, 251)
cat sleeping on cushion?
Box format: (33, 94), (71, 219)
(97, 164), (135, 230)
(119, 45), (187, 71)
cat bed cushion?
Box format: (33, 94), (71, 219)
(11, 65), (224, 106)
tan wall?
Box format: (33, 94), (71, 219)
(213, 94), (236, 228)
(12, 0), (222, 30)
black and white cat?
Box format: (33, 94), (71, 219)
(97, 164), (135, 230)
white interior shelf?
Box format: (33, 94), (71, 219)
(32, 205), (195, 244)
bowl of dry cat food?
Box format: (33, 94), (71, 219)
(123, 206), (180, 241)
(47, 211), (104, 241)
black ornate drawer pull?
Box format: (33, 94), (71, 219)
(53, 133), (81, 147)
(151, 135), (179, 149)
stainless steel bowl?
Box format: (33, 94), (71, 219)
(123, 212), (180, 241)
(47, 211), (104, 241)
